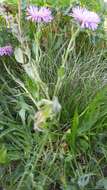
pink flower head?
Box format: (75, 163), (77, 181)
(27, 6), (53, 23)
(71, 6), (100, 31)
(0, 45), (13, 56)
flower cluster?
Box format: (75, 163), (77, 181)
(0, 5), (101, 57)
(26, 5), (100, 31)
(0, 45), (13, 56)
(27, 6), (53, 23)
(71, 6), (100, 31)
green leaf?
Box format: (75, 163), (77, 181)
(14, 47), (24, 64)
(52, 97), (61, 113)
(96, 178), (107, 190)
(78, 173), (94, 188)
(0, 145), (8, 164)
(71, 109), (79, 150)
(78, 87), (107, 134)
(23, 64), (35, 80)
(22, 0), (27, 10)
(58, 66), (65, 79)
(19, 109), (26, 124)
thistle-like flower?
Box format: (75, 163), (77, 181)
(70, 6), (100, 31)
(27, 6), (53, 23)
(0, 45), (13, 56)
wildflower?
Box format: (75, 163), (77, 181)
(0, 45), (13, 56)
(27, 6), (53, 23)
(5, 15), (13, 22)
(70, 6), (100, 31)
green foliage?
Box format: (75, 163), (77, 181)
(70, 109), (79, 151)
(78, 86), (107, 134)
(14, 47), (24, 64)
(0, 145), (8, 164)
(0, 0), (107, 190)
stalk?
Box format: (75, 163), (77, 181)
(53, 28), (79, 97)
(18, 0), (22, 36)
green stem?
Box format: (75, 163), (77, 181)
(18, 0), (22, 43)
(62, 28), (79, 67)
(53, 28), (79, 97)
(34, 24), (50, 100)
(34, 24), (41, 63)
(53, 77), (62, 97)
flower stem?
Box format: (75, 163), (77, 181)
(53, 28), (79, 97)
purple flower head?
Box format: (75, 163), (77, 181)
(5, 15), (13, 22)
(27, 6), (53, 23)
(0, 45), (13, 56)
(71, 6), (100, 31)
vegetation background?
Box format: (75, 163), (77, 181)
(0, 0), (107, 189)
